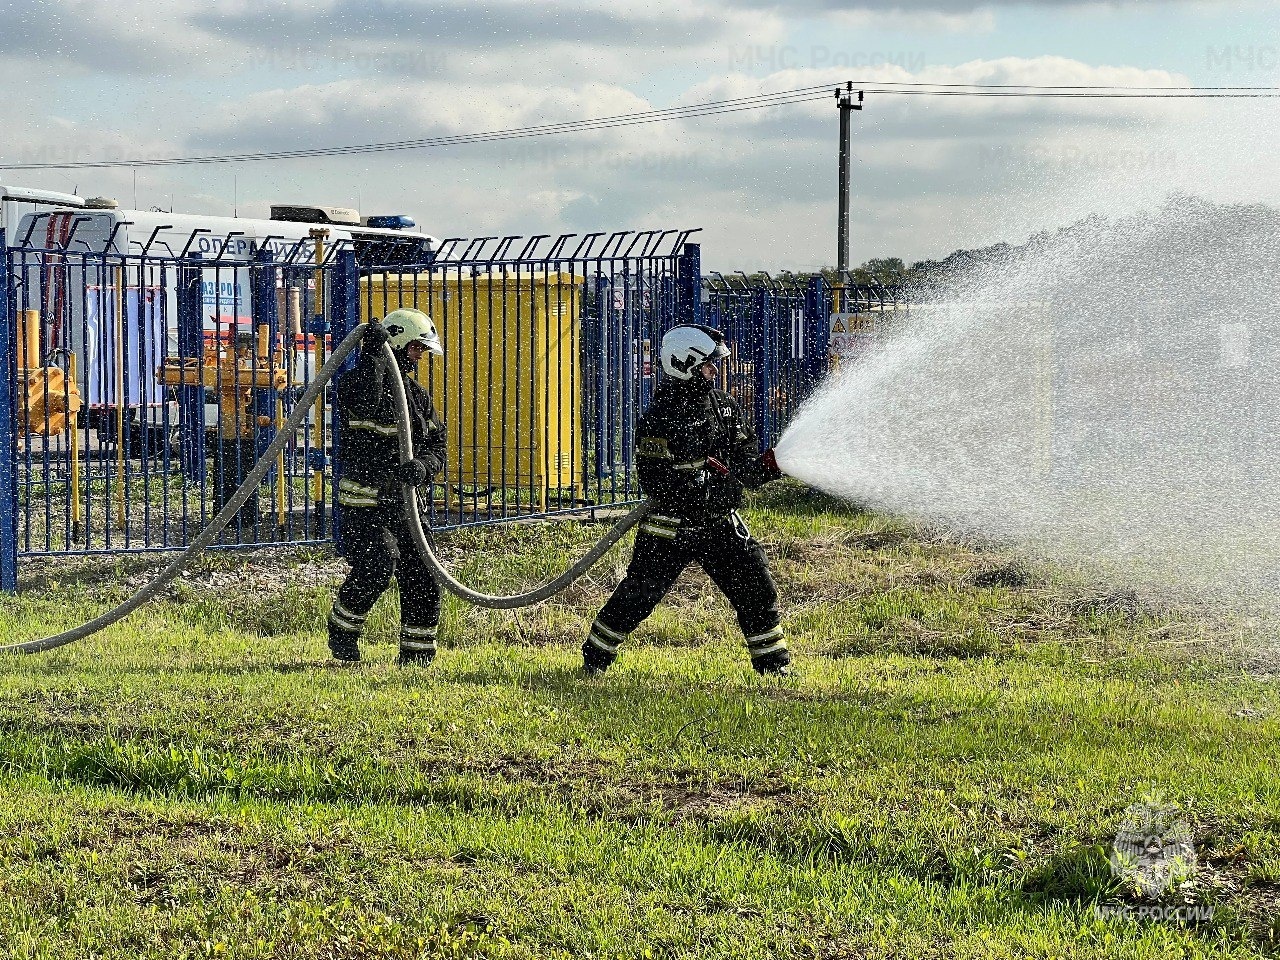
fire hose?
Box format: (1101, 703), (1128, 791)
(378, 340), (651, 608)
(1, 323), (650, 654)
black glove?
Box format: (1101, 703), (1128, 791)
(758, 448), (783, 483)
(395, 459), (429, 486)
(362, 321), (391, 353)
(707, 476), (744, 514)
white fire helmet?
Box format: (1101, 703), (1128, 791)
(381, 308), (443, 356)
(660, 324), (730, 380)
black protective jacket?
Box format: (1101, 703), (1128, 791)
(335, 352), (446, 506)
(635, 379), (779, 525)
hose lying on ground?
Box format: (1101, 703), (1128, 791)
(379, 341), (651, 609)
(1, 325), (648, 654)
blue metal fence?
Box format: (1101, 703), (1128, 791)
(1, 235), (347, 565)
(0, 226), (700, 586)
(1, 224), (907, 589)
(353, 230), (699, 529)
(704, 273), (908, 446)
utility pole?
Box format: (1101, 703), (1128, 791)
(835, 83), (863, 308)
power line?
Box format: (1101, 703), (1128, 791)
(870, 88), (1280, 98)
(3, 80), (1276, 171)
(847, 79), (1280, 92)
(0, 86), (834, 170)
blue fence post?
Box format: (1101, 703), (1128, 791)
(592, 273), (611, 480)
(620, 268), (636, 476)
(329, 251), (359, 544)
(753, 286), (774, 446)
(176, 254), (205, 483)
(251, 247), (280, 472)
(803, 273), (828, 395)
(331, 251), (360, 368)
(675, 242), (701, 330)
(0, 234), (16, 592)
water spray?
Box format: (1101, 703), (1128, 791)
(0, 325), (650, 654)
(775, 197), (1280, 620)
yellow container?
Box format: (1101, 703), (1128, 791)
(360, 271), (582, 506)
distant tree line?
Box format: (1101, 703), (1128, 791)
(803, 196), (1280, 300)
(726, 197), (1280, 304)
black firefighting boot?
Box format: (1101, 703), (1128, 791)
(327, 624), (360, 662)
(746, 626), (791, 676)
(327, 601), (367, 662)
(581, 619), (624, 676)
(397, 625), (438, 667)
(326, 625), (359, 664)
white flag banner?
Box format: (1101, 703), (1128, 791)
(85, 287), (166, 407)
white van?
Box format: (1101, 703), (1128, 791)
(1, 185), (83, 245)
(12, 201), (438, 452)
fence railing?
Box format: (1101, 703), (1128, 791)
(1, 235), (355, 575)
(0, 226), (702, 586)
(351, 230), (701, 529)
(1, 223), (911, 589)
(703, 272), (908, 445)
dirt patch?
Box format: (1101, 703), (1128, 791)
(408, 753), (799, 823)
(844, 530), (906, 551)
(969, 564), (1032, 589)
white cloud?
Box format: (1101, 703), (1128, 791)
(829, 7), (999, 31)
(0, 0), (786, 83)
(726, 0), (1253, 11)
(153, 56), (1272, 271)
(1, 0), (1276, 273)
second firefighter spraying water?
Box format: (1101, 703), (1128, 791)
(327, 310), (447, 665)
(583, 324), (790, 677)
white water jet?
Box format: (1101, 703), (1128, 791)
(776, 197), (1280, 620)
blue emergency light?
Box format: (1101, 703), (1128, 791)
(364, 215), (416, 230)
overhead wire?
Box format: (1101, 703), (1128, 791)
(0, 86), (834, 170)
(843, 79), (1280, 92)
(2, 80), (1276, 171)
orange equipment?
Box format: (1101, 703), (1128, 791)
(21, 364), (82, 436)
(17, 310), (83, 436)
(158, 327), (289, 439)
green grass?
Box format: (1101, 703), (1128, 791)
(1, 482), (1279, 958)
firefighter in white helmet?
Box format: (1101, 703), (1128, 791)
(327, 308), (446, 665)
(583, 323), (789, 676)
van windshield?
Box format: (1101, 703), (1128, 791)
(3, 200), (83, 244)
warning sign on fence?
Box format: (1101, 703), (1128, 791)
(828, 312), (878, 362)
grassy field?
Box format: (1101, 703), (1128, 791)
(1, 482), (1279, 958)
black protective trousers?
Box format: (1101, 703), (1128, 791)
(590, 513), (784, 667)
(329, 503), (441, 650)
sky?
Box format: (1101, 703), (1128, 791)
(2, 0), (1278, 271)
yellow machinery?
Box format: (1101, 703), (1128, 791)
(361, 271), (582, 509)
(18, 309), (82, 437)
(157, 328), (289, 438)
(16, 308), (84, 536)
(158, 327), (290, 526)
